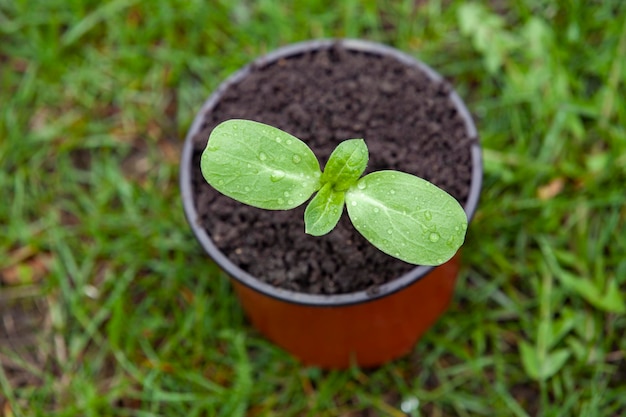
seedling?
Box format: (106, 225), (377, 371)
(201, 119), (467, 265)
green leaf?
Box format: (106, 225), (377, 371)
(540, 238), (626, 313)
(554, 270), (625, 314)
(519, 341), (541, 380)
(520, 341), (571, 381)
(321, 139), (368, 191)
(457, 3), (519, 74)
(304, 183), (345, 236)
(545, 309), (576, 351)
(344, 171), (467, 265)
(601, 280), (626, 313)
(544, 349), (572, 379)
(201, 120), (322, 210)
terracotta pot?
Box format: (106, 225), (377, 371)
(180, 39), (482, 369)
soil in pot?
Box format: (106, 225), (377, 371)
(190, 43), (476, 295)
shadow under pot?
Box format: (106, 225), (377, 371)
(180, 39), (482, 369)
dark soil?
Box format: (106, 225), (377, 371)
(190, 43), (476, 295)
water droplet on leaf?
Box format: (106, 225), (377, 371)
(270, 170), (285, 182)
(351, 201), (357, 206)
(429, 232), (440, 242)
(259, 152), (267, 161)
(400, 397), (420, 415)
(357, 182), (366, 190)
(275, 136), (282, 143)
(292, 154), (301, 164)
(424, 210), (433, 221)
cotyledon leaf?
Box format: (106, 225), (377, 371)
(345, 171), (468, 265)
(201, 119), (322, 210)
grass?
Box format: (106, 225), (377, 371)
(1, 0), (625, 415)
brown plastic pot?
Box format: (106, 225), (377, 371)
(180, 39), (482, 369)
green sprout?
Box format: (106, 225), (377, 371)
(201, 119), (468, 265)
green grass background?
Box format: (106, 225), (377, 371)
(1, 0), (625, 415)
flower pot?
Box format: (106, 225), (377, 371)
(180, 39), (482, 369)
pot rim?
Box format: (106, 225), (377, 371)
(180, 38), (482, 307)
